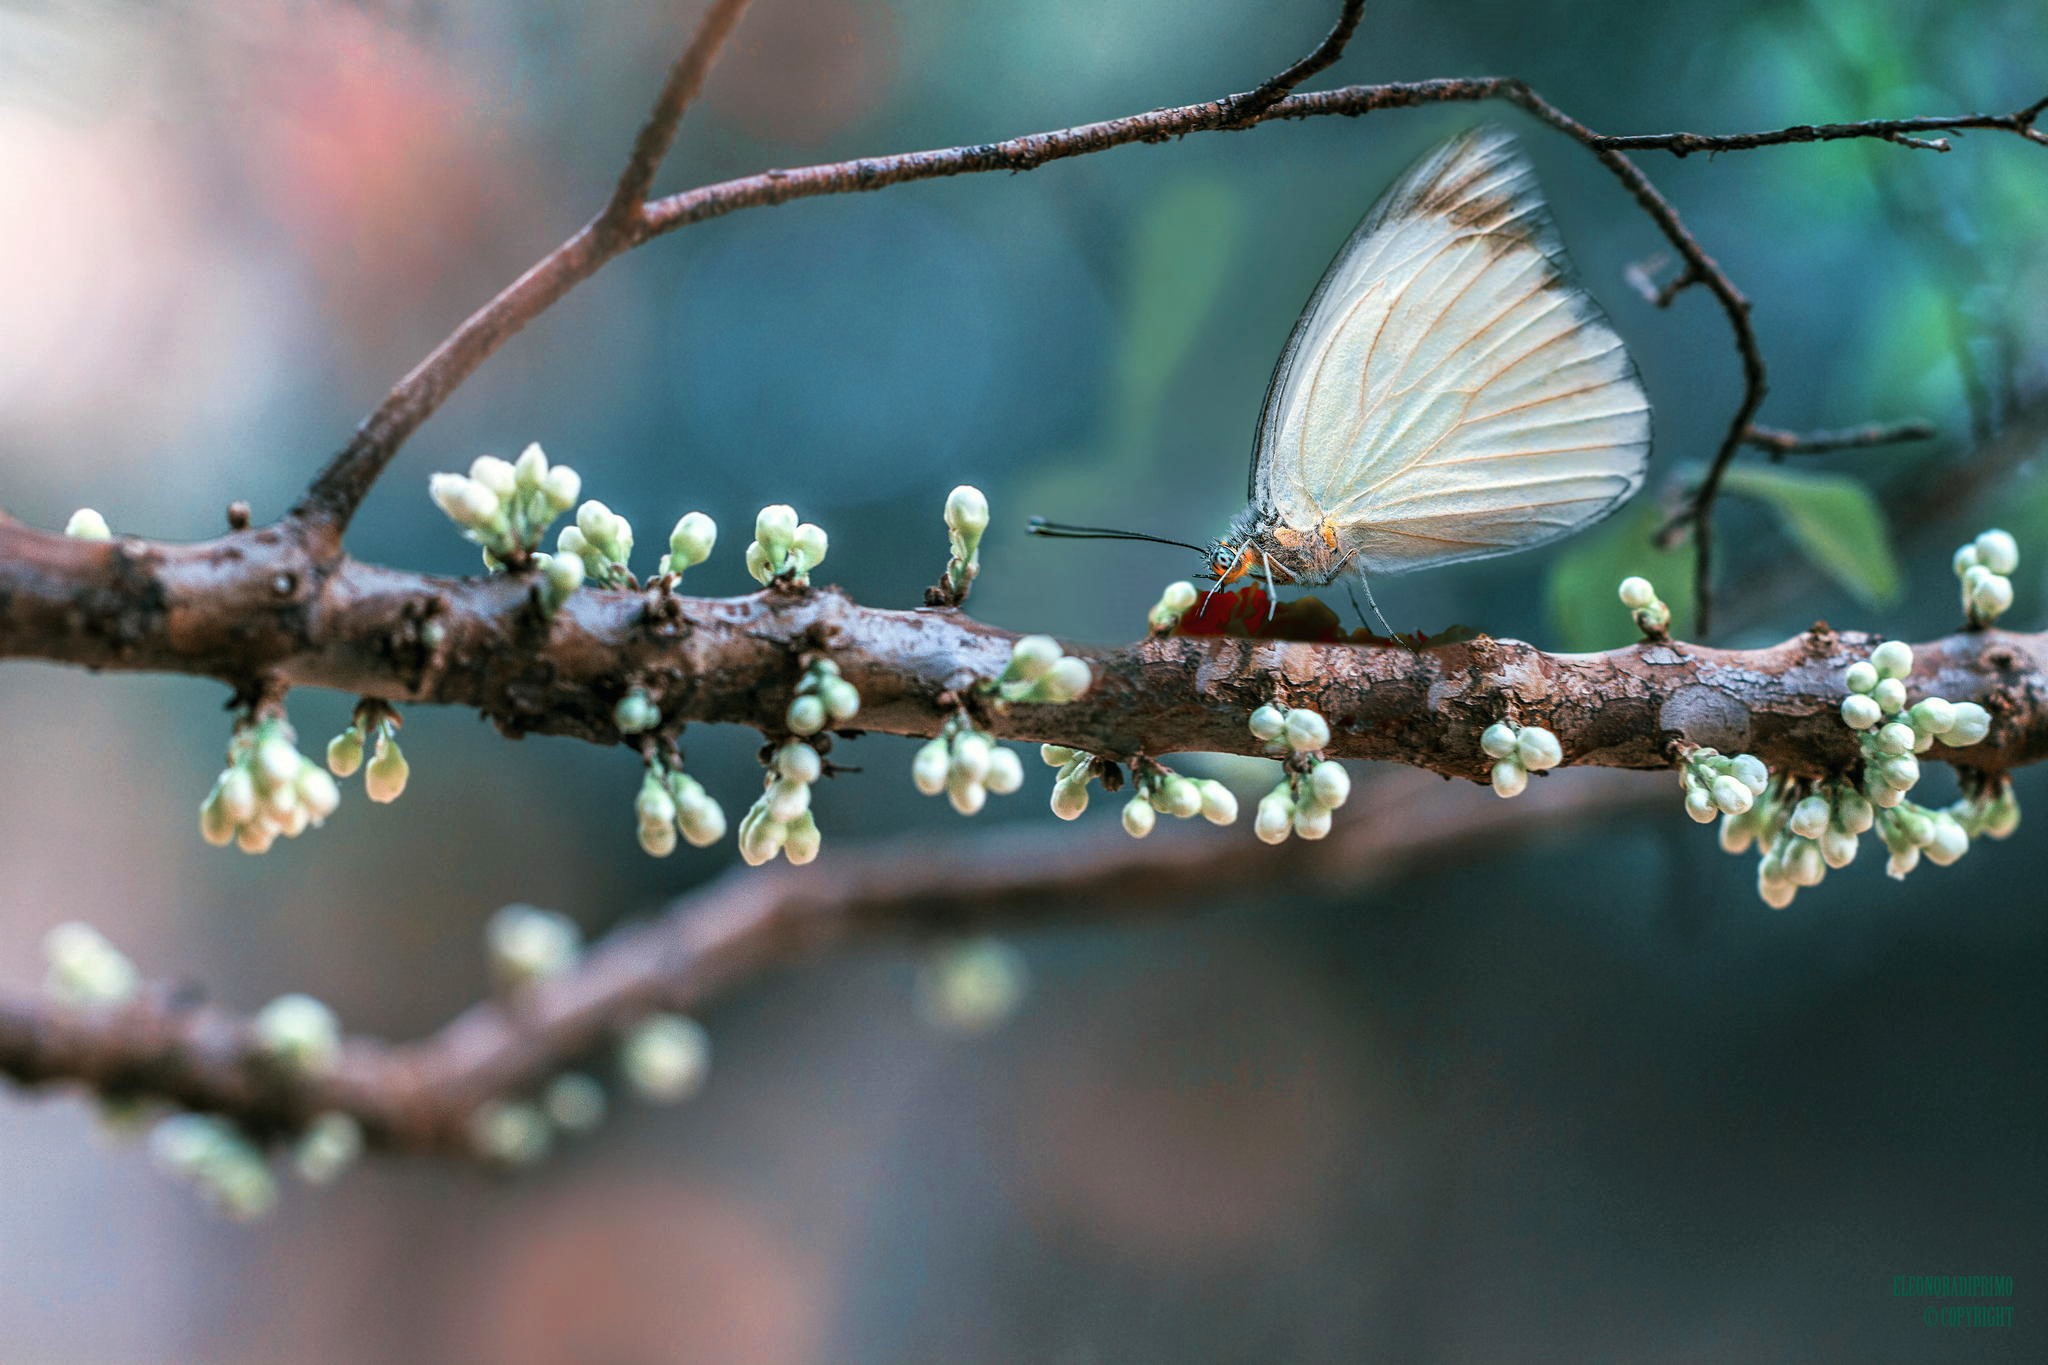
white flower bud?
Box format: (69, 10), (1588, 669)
(468, 455), (518, 499)
(1924, 815), (1969, 866)
(613, 689), (660, 735)
(1786, 838), (1825, 887)
(542, 548), (585, 609)
(619, 1015), (709, 1103)
(1617, 576), (1657, 610)
(949, 730), (993, 784)
(1479, 722), (1519, 759)
(487, 904), (582, 986)
(1254, 792), (1293, 844)
(1710, 774), (1754, 816)
(542, 1073), (608, 1134)
(1944, 701), (1991, 747)
(985, 746), (1024, 796)
(788, 521), (827, 571)
(255, 734), (300, 790)
(1719, 812), (1755, 853)
(513, 442), (549, 488)
(1844, 660), (1878, 694)
(1248, 705), (1288, 742)
(912, 739), (951, 795)
(252, 994), (341, 1074)
(1885, 846), (1919, 879)
(1818, 827), (1859, 869)
(786, 693), (827, 736)
(765, 777), (810, 824)
(785, 811), (821, 865)
(774, 741), (822, 785)
(297, 765), (341, 822)
(236, 823), (276, 855)
(1840, 694), (1882, 730)
(540, 464), (581, 512)
(1953, 543), (1981, 576)
(1516, 726), (1563, 772)
(1007, 635), (1062, 681)
(676, 792), (727, 847)
(1122, 798), (1156, 838)
(1292, 802), (1333, 840)
(1908, 697), (1955, 736)
(1881, 754), (1922, 791)
(1283, 708), (1331, 753)
(636, 778), (679, 828)
(1875, 722), (1916, 756)
(326, 728), (364, 777)
(43, 922), (139, 1007)
(1197, 780), (1239, 826)
(1155, 775), (1202, 819)
(1873, 677), (1907, 715)
(1788, 796), (1830, 840)
(667, 512), (717, 570)
(1974, 528), (2019, 575)
(1158, 581), (1198, 613)
(1041, 744), (1078, 767)
(639, 818), (678, 857)
(64, 508), (112, 540)
(1758, 870), (1797, 909)
(944, 484), (990, 539)
(365, 735), (408, 802)
(1968, 572), (2013, 619)
(1728, 754), (1769, 795)
(1871, 640), (1914, 681)
(1307, 760), (1351, 809)
(1033, 656), (1092, 703)
(1050, 775), (1090, 820)
(753, 504), (798, 553)
(200, 788), (236, 846)
(819, 677), (861, 723)
(1491, 758), (1528, 799)
(1684, 787), (1717, 823)
(1834, 788), (1874, 834)
(946, 772), (987, 815)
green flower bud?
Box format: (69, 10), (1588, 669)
(1945, 701), (1991, 747)
(788, 522), (828, 573)
(1974, 528), (2019, 575)
(787, 693), (827, 736)
(1516, 726), (1563, 772)
(1871, 640), (1914, 681)
(364, 735), (408, 803)
(985, 746), (1024, 796)
(1617, 576), (1656, 610)
(1480, 721), (1519, 759)
(543, 1073), (609, 1134)
(1840, 694), (1882, 730)
(1051, 775), (1090, 821)
(1041, 744), (1078, 767)
(43, 922), (139, 1007)
(1197, 780), (1239, 826)
(1491, 758), (1528, 799)
(667, 511), (717, 570)
(1157, 775), (1203, 819)
(753, 504), (798, 558)
(1308, 760), (1351, 810)
(1248, 705), (1288, 743)
(542, 550), (584, 611)
(1122, 797), (1157, 838)
(1148, 580), (1201, 631)
(613, 688), (660, 735)
(252, 993), (341, 1075)
(1880, 753), (1921, 791)
(1984, 788), (2021, 839)
(744, 539), (775, 584)
(1908, 697), (1955, 736)
(1844, 661), (1879, 694)
(785, 810), (821, 865)
(765, 777), (810, 824)
(636, 776), (679, 828)
(945, 485), (989, 540)
(1872, 677), (1908, 715)
(618, 1014), (710, 1103)
(326, 728), (364, 777)
(64, 508), (112, 540)
(1719, 811), (1756, 854)
(639, 818), (679, 857)
(737, 808), (785, 865)
(1283, 708), (1331, 753)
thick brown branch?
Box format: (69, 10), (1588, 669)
(0, 767), (1642, 1154)
(2, 520), (2043, 781)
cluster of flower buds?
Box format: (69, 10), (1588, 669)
(43, 922), (139, 1008)
(1247, 704), (1349, 843)
(786, 658), (861, 736)
(986, 635), (1093, 707)
(614, 686), (661, 736)
(1953, 528), (2019, 627)
(201, 715), (342, 854)
(746, 504), (828, 585)
(486, 903), (583, 989)
(1677, 747), (1769, 824)
(64, 508), (111, 540)
(1041, 745), (1104, 819)
(430, 444), (581, 565)
(558, 499), (636, 587)
(1838, 641), (1992, 809)
(150, 1114), (276, 1220)
(914, 937), (1028, 1034)
(1724, 779), (1868, 907)
(251, 993), (342, 1076)
(1617, 575), (1671, 636)
(634, 756), (727, 856)
(738, 740), (824, 866)
(913, 716), (1025, 815)
(326, 701), (410, 803)
(1147, 581), (1200, 634)
(942, 485), (988, 600)
(618, 1014), (710, 1103)
(1477, 719), (1563, 798)
(1119, 761), (1239, 839)
(657, 511), (717, 579)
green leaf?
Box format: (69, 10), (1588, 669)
(1545, 501), (1695, 651)
(1720, 464), (1902, 606)
(1114, 177), (1242, 426)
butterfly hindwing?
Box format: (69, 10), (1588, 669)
(1249, 126), (1650, 578)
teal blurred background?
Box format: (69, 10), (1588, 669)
(2, 0), (2045, 1359)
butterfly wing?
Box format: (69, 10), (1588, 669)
(1249, 125), (1650, 576)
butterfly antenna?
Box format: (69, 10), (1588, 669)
(1027, 518), (1207, 554)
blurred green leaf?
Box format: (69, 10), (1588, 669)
(1114, 177), (1243, 428)
(1546, 501), (1695, 650)
(1721, 464), (1901, 606)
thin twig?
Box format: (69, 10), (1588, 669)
(1592, 97), (2048, 155)
(1222, 0), (1366, 126)
(1743, 420), (1938, 456)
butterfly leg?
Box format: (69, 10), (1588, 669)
(1354, 572), (1399, 642)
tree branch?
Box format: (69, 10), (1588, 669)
(1743, 420), (1938, 457)
(2, 518), (2042, 779)
(0, 767), (1642, 1155)
(1591, 97), (2048, 155)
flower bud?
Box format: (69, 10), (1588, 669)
(256, 734), (300, 790)
(1819, 827), (1860, 869)
(297, 765), (341, 822)
(985, 746), (1024, 796)
(252, 993), (341, 1075)
(487, 904), (581, 986)
(765, 777), (810, 824)
(772, 741), (821, 785)
(1953, 544), (1980, 576)
(912, 739), (951, 795)
(753, 504), (798, 553)
(469, 455), (518, 499)
(360, 733), (408, 803)
(543, 1074), (608, 1134)
(1051, 775), (1090, 820)
(1292, 802), (1333, 840)
(945, 485), (989, 539)
(1007, 635), (1062, 681)
(1908, 697), (1955, 736)
(1197, 780), (1239, 826)
(326, 728), (364, 777)
(619, 1014), (710, 1103)
(787, 693), (827, 736)
(1122, 798), (1156, 838)
(1875, 722), (1915, 755)
(1974, 528), (2019, 575)
(1041, 744), (1078, 767)
(1684, 787), (1716, 823)
(542, 550), (584, 609)
(614, 688), (660, 735)
(1491, 758), (1528, 799)
(1710, 774), (1753, 816)
(636, 777), (679, 828)
(294, 1112), (365, 1185)
(676, 791), (727, 847)
(1157, 775), (1203, 819)
(1516, 726), (1563, 772)
(1944, 701), (1991, 747)
(1840, 694), (1882, 730)
(1924, 815), (1969, 866)
(1283, 708), (1330, 753)
(1844, 661), (1878, 694)
(540, 465), (581, 513)
(819, 677), (861, 723)
(1248, 705), (1288, 742)
(1254, 792), (1293, 844)
(1968, 573), (2013, 619)
(1871, 640), (1914, 681)
(1757, 866), (1797, 909)
(639, 818), (678, 857)
(788, 522), (828, 574)
(744, 539), (775, 584)
(668, 512), (717, 570)
(946, 769), (987, 815)
(200, 788), (236, 846)
(1835, 788), (1874, 834)
(1879, 754), (1921, 791)
(1033, 656), (1093, 703)
(468, 1101), (552, 1166)
(785, 810), (822, 865)
(513, 442), (549, 488)
(1786, 838), (1825, 887)
(1308, 760), (1351, 809)
(1872, 677), (1907, 715)
(1728, 754), (1769, 795)
(1719, 812), (1756, 854)
(1788, 796), (1830, 840)
(1479, 722), (1519, 759)
(1617, 576), (1656, 610)
(64, 508), (112, 540)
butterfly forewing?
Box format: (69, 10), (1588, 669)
(1250, 125), (1650, 578)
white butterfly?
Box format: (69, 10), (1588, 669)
(1038, 126), (1651, 622)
